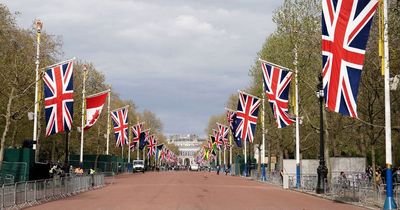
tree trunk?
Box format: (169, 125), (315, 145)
(277, 131), (283, 171)
(51, 138), (56, 162)
(284, 149), (289, 159)
(324, 110), (331, 188)
(268, 136), (272, 176)
(0, 87), (15, 169)
(11, 125), (17, 148)
(95, 126), (101, 170)
(359, 126), (367, 157)
(371, 143), (376, 190)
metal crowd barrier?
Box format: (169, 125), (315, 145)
(284, 174), (400, 209)
(287, 175), (318, 192)
(329, 178), (400, 208)
(0, 174), (105, 209)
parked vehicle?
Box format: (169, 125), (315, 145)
(189, 164), (199, 171)
(133, 160), (145, 173)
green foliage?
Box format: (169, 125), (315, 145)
(205, 0), (400, 169)
(0, 4), (168, 163)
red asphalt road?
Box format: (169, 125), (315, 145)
(28, 171), (365, 210)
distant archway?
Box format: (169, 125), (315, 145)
(184, 158), (190, 166)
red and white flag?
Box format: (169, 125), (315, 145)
(84, 90), (109, 130)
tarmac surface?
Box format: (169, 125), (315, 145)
(27, 171), (365, 210)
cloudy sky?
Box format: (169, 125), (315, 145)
(3, 0), (281, 136)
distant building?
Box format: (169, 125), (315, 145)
(167, 134), (205, 165)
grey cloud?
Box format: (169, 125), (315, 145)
(4, 0), (279, 135)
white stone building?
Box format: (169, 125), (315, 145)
(167, 134), (205, 166)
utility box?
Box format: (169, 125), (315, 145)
(1, 148), (34, 182)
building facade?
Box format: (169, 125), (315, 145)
(167, 134), (205, 166)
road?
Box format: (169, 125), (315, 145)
(28, 171), (365, 210)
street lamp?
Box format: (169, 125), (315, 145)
(316, 74), (328, 194)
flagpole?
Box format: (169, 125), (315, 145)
(218, 148), (221, 167)
(258, 58), (294, 72)
(223, 147), (226, 171)
(244, 139), (247, 177)
(128, 125), (131, 164)
(261, 78), (267, 181)
(382, 0), (397, 208)
(32, 19), (42, 162)
(229, 133), (232, 172)
(143, 147), (146, 167)
(79, 65), (88, 166)
(136, 117), (140, 160)
(294, 44), (301, 189)
(137, 142), (139, 160)
(106, 86), (111, 155)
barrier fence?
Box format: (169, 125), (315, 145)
(285, 174), (400, 208)
(0, 174), (105, 209)
(241, 170), (400, 208)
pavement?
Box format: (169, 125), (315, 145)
(27, 171), (366, 210)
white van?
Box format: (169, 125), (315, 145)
(133, 160), (145, 173)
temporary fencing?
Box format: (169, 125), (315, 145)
(0, 174), (105, 209)
(285, 173), (400, 208)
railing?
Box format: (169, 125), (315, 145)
(285, 174), (400, 208)
(329, 178), (400, 208)
(0, 174), (105, 209)
(288, 175), (319, 192)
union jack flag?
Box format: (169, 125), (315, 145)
(235, 91), (261, 143)
(130, 122), (143, 150)
(322, 0), (378, 118)
(139, 129), (149, 150)
(166, 149), (171, 162)
(226, 109), (235, 131)
(111, 106), (129, 147)
(213, 129), (223, 150)
(226, 108), (242, 147)
(146, 135), (157, 157)
(160, 147), (167, 161)
(261, 61), (295, 128)
(217, 123), (229, 148)
(43, 59), (74, 136)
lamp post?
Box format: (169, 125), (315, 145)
(316, 74), (327, 194)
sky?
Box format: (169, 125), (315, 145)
(3, 0), (281, 136)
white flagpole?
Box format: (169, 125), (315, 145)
(382, 0), (397, 208)
(33, 19), (42, 162)
(261, 81), (266, 181)
(136, 118), (140, 160)
(244, 139), (247, 177)
(143, 147), (146, 165)
(128, 125), (131, 164)
(223, 147), (226, 170)
(137, 140), (139, 160)
(79, 65), (88, 165)
(106, 86), (111, 155)
(218, 148), (221, 167)
(229, 133), (232, 166)
(294, 44), (301, 189)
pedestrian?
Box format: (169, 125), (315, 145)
(375, 171), (382, 188)
(394, 167), (400, 184)
(225, 164), (230, 175)
(69, 165), (74, 176)
(90, 168), (96, 175)
(90, 168), (96, 187)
